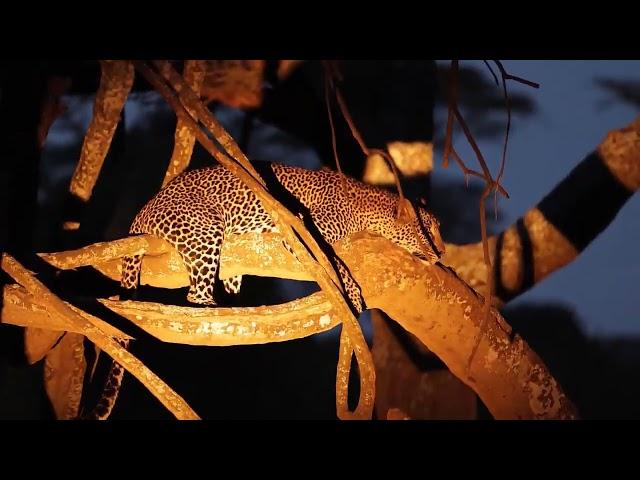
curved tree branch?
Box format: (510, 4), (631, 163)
(98, 293), (339, 346)
(444, 116), (640, 306)
(334, 233), (577, 419)
(28, 230), (578, 419)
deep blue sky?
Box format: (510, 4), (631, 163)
(435, 60), (640, 337)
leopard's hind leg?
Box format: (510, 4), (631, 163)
(121, 253), (143, 293)
(167, 204), (226, 306)
(82, 253), (141, 420)
(222, 275), (243, 295)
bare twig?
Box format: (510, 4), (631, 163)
(439, 60), (516, 371)
(323, 68), (348, 194)
(483, 60), (499, 86)
(442, 60), (459, 169)
(445, 60), (540, 371)
(493, 60), (540, 89)
(491, 60), (539, 219)
(323, 62), (409, 219)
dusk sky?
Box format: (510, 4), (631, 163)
(436, 60), (640, 337)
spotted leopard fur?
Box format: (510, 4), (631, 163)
(87, 162), (445, 420)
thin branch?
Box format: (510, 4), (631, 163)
(493, 60), (540, 89)
(483, 60), (499, 86)
(450, 147), (509, 198)
(442, 60), (459, 169)
(323, 62), (409, 218)
(323, 68), (348, 194)
(453, 108), (494, 181)
(495, 62), (512, 219)
(466, 184), (494, 372)
(334, 86), (370, 156)
(491, 60), (540, 218)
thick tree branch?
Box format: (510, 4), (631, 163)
(444, 116), (640, 306)
(334, 233), (577, 419)
(32, 231), (577, 419)
(598, 116), (640, 191)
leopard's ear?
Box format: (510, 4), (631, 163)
(395, 197), (416, 225)
(418, 196), (428, 207)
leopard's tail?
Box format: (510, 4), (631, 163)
(80, 254), (142, 420)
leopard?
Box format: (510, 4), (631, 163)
(84, 161), (445, 420)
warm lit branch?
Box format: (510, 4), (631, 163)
(1, 254), (198, 420)
(444, 116), (640, 306)
(34, 230), (577, 419)
(38, 235), (173, 270)
(162, 60), (208, 187)
(363, 142), (434, 185)
(335, 233), (577, 420)
(598, 116), (640, 192)
(2, 284), (131, 339)
(43, 332), (87, 420)
(3, 279), (338, 347)
(99, 292), (338, 346)
(69, 60), (134, 205)
(443, 209), (577, 306)
(92, 232), (312, 287)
